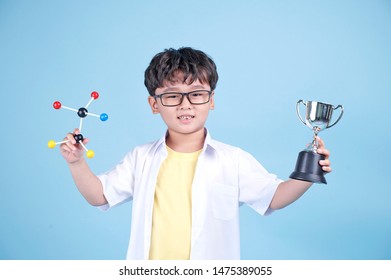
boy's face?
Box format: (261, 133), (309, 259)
(148, 75), (215, 137)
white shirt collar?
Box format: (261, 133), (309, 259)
(154, 128), (218, 156)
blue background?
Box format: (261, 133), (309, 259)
(1, 0), (390, 259)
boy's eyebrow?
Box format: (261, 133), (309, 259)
(163, 85), (208, 92)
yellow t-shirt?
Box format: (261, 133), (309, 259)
(148, 146), (202, 260)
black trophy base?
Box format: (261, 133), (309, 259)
(290, 150), (327, 184)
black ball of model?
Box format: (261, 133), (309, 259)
(73, 134), (84, 143)
(77, 107), (88, 118)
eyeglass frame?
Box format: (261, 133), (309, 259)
(154, 90), (213, 107)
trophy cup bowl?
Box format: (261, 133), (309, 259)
(289, 100), (344, 184)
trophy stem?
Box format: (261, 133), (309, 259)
(307, 127), (321, 152)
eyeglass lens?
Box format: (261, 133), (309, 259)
(159, 90), (210, 106)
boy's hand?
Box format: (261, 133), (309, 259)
(316, 136), (332, 173)
(60, 128), (89, 164)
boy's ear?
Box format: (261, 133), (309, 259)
(209, 92), (215, 110)
(148, 96), (159, 114)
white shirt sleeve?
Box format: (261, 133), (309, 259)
(237, 149), (283, 215)
(97, 152), (135, 211)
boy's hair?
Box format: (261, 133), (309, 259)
(144, 47), (218, 96)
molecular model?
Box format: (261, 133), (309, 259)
(47, 91), (108, 158)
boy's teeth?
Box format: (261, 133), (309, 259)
(179, 115), (193, 120)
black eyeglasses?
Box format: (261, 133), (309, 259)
(154, 90), (212, 107)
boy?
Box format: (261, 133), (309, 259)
(60, 47), (331, 260)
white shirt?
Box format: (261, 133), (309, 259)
(97, 130), (283, 259)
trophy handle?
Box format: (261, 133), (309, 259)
(327, 104), (344, 128)
(296, 100), (307, 126)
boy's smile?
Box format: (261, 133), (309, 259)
(178, 114), (194, 122)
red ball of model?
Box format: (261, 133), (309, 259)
(91, 91), (99, 99)
(53, 101), (62, 109)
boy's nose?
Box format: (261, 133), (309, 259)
(179, 95), (192, 109)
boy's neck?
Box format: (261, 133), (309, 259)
(166, 128), (206, 153)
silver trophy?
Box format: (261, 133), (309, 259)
(290, 100), (344, 184)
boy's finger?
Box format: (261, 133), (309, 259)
(317, 148), (330, 157)
(316, 136), (325, 148)
(322, 165), (332, 173)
